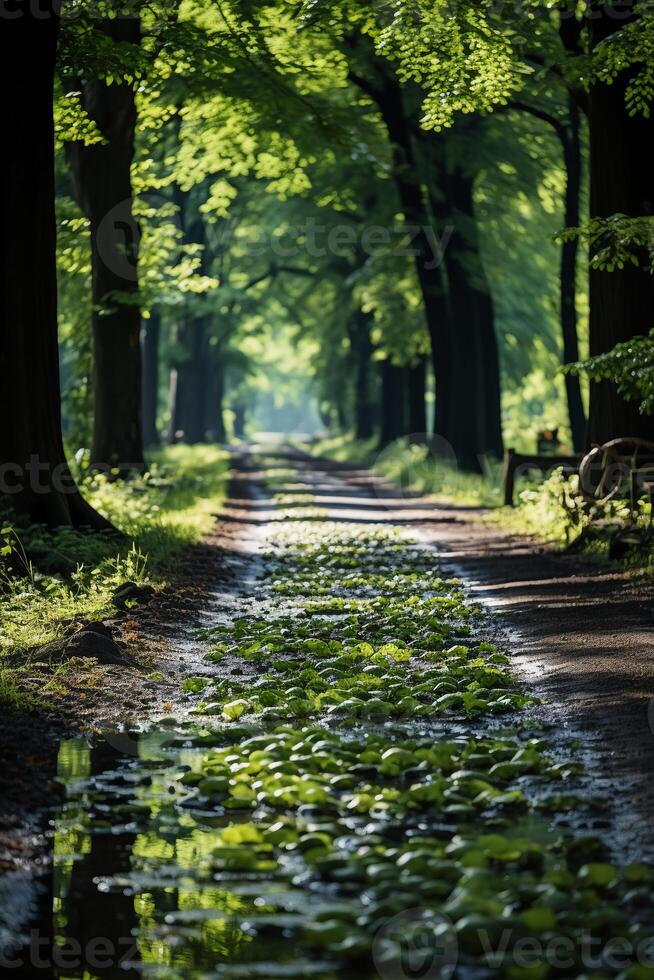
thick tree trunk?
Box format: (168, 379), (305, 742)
(141, 313), (161, 448)
(0, 4), (110, 528)
(587, 2), (654, 444)
(379, 361), (407, 448)
(66, 18), (145, 474)
(561, 97), (587, 452)
(440, 166), (503, 470)
(349, 56), (503, 470)
(347, 61), (454, 451)
(384, 127), (453, 446)
(168, 197), (213, 444)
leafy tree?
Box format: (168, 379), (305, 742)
(568, 330), (654, 417)
(345, 0), (652, 444)
(65, 16), (145, 474)
(585, 1), (654, 443)
(0, 1), (110, 528)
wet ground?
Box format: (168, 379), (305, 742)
(297, 453), (654, 841)
(3, 446), (654, 978)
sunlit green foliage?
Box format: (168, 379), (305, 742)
(306, 434), (504, 505)
(0, 446), (228, 698)
(52, 0), (596, 455)
(569, 329), (654, 417)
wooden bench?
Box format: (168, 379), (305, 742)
(578, 438), (654, 512)
(504, 439), (654, 514)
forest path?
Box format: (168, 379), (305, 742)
(6, 442), (654, 976)
(298, 447), (654, 834)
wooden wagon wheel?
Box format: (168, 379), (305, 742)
(578, 437), (654, 505)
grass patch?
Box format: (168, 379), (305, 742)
(486, 468), (647, 558)
(0, 668), (40, 711)
(0, 445), (229, 703)
(484, 469), (590, 546)
(302, 434), (504, 507)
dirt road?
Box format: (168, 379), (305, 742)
(286, 449), (654, 851)
(3, 444), (654, 964)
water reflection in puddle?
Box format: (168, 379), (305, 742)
(48, 715), (618, 980)
(53, 728), (353, 979)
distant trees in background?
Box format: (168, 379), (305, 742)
(1, 0), (653, 524)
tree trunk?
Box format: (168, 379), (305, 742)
(587, 2), (654, 444)
(205, 356), (227, 443)
(233, 402), (247, 439)
(141, 313), (161, 448)
(347, 59), (454, 451)
(507, 94), (587, 451)
(336, 398), (348, 432)
(66, 18), (145, 475)
(407, 357), (427, 437)
(561, 97), (587, 452)
(379, 361), (407, 448)
(349, 56), (503, 470)
(438, 164), (503, 470)
(383, 115), (453, 447)
(173, 318), (208, 443)
(168, 196), (213, 444)
(349, 309), (375, 440)
(0, 4), (110, 528)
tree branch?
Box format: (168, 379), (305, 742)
(239, 262), (313, 294)
(346, 68), (382, 107)
(506, 100), (568, 144)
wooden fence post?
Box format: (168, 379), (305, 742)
(503, 448), (516, 507)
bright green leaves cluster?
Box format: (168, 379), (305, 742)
(176, 725), (574, 819)
(567, 326), (654, 417)
(559, 215), (654, 275)
(591, 7), (654, 117)
(375, 0), (526, 131)
(192, 521), (533, 724)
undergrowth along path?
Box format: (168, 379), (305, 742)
(39, 449), (654, 978)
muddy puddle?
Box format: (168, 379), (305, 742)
(50, 726), (343, 979)
(45, 716), (593, 980)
